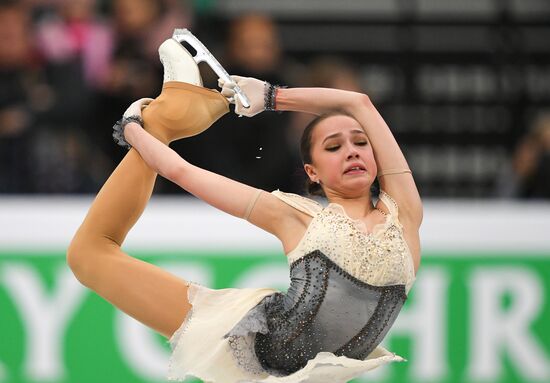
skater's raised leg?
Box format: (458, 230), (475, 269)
(67, 40), (228, 338)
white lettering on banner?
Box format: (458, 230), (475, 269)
(116, 315), (169, 380)
(389, 268), (449, 380)
(469, 268), (550, 380)
(116, 264), (212, 380)
(0, 264), (86, 380)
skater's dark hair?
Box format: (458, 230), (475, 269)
(300, 114), (336, 197)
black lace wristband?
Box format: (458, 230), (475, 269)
(264, 83), (286, 112)
(112, 115), (143, 150)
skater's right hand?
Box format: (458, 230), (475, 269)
(219, 76), (266, 117)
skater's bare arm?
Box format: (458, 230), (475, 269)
(277, 87), (423, 229)
(221, 78), (421, 229)
(124, 123), (309, 245)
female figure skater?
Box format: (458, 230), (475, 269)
(67, 38), (421, 383)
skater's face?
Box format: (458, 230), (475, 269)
(304, 115), (377, 198)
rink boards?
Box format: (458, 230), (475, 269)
(0, 197), (549, 383)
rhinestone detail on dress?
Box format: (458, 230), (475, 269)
(280, 190), (415, 293)
(223, 191), (415, 377)
(252, 251), (406, 375)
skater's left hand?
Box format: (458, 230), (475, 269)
(123, 98), (154, 119)
(218, 76), (266, 117)
(112, 98), (154, 150)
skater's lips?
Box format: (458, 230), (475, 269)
(344, 163), (366, 174)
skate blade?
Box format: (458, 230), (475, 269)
(172, 28), (251, 108)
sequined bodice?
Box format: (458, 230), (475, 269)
(253, 250), (407, 375)
(225, 191), (416, 377)
(275, 190), (415, 293)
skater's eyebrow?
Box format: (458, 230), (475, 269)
(323, 133), (343, 144)
(322, 130), (366, 144)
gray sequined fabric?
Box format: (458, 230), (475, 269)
(226, 250), (407, 376)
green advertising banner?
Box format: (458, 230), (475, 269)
(1, 198), (549, 383)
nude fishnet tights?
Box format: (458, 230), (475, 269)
(67, 83), (228, 338)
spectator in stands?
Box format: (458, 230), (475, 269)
(35, 0), (113, 89)
(0, 0), (41, 192)
(27, 0), (111, 192)
(142, 0), (195, 63)
(308, 56), (364, 92)
(509, 113), (550, 199)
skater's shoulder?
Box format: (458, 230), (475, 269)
(271, 190), (323, 216)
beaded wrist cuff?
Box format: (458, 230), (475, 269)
(264, 83), (286, 112)
(112, 115), (143, 150)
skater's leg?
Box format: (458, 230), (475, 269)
(67, 148), (193, 338)
(67, 40), (228, 338)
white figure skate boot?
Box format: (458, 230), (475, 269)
(141, 35), (230, 143)
(158, 38), (203, 86)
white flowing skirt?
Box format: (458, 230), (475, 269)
(168, 283), (404, 383)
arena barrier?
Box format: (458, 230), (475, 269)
(0, 196), (549, 383)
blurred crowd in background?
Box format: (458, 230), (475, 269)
(0, 0), (549, 198)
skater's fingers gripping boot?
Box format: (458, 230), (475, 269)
(124, 98), (155, 119)
(219, 79), (237, 103)
(113, 98), (155, 150)
(222, 75), (267, 118)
